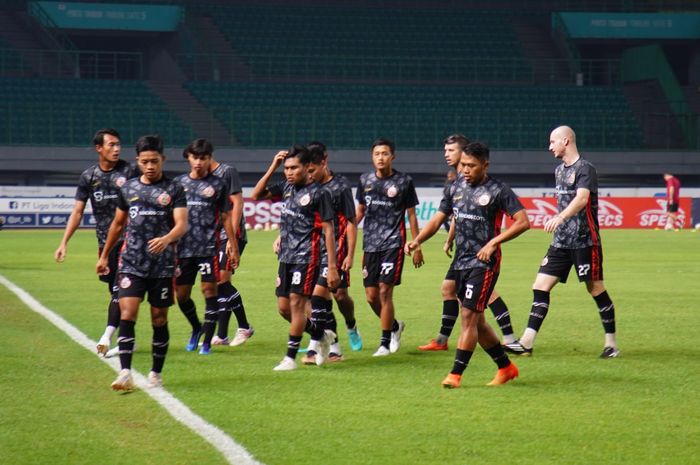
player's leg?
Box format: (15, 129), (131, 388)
(145, 277), (172, 387)
(111, 274), (143, 391)
(335, 286), (362, 351)
(97, 245), (121, 356)
(487, 289), (516, 344)
(198, 280), (219, 355)
(219, 240), (254, 346)
(580, 244), (619, 357)
(302, 282), (332, 365)
(418, 274), (457, 351)
(175, 259), (202, 351)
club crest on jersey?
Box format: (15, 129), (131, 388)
(566, 172), (576, 184)
(299, 193), (311, 206)
(541, 256), (549, 267)
(201, 186), (215, 198)
(94, 191), (104, 202)
(115, 176), (127, 187)
(386, 185), (398, 198)
(120, 276), (132, 289)
(157, 192), (172, 206)
(478, 193), (491, 206)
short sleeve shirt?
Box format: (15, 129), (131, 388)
(268, 181), (335, 264)
(211, 162), (248, 244)
(320, 173), (356, 266)
(439, 176), (524, 271)
(75, 159), (136, 247)
(174, 173), (231, 258)
(116, 176), (187, 278)
(356, 170), (419, 252)
(552, 157), (600, 249)
(666, 176), (680, 204)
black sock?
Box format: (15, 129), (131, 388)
(345, 317), (357, 331)
(151, 323), (169, 373)
(201, 296), (219, 345)
(439, 299), (459, 338)
(117, 319), (136, 370)
(107, 292), (121, 328)
(484, 343), (511, 369)
(178, 298), (201, 332)
(304, 318), (324, 340)
(216, 300), (232, 339)
(310, 296), (328, 339)
(489, 297), (514, 336)
(593, 291), (616, 334)
(450, 349), (473, 375)
(223, 282), (249, 329)
(527, 290), (550, 331)
(391, 320), (400, 332)
(325, 299), (338, 340)
(381, 330), (391, 348)
(286, 334), (302, 359)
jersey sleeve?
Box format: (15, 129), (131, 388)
(403, 177), (419, 208)
(116, 184), (128, 212)
(438, 183), (454, 215)
(172, 183), (188, 209)
(498, 184), (525, 217)
(317, 189), (335, 222)
(355, 178), (366, 205)
(228, 167), (243, 195)
(267, 181), (286, 202)
(75, 171), (91, 202)
(575, 163), (597, 192)
(217, 180), (232, 213)
(338, 187), (356, 220)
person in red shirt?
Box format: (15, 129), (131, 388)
(663, 173), (681, 230)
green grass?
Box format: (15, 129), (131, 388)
(0, 229), (698, 465)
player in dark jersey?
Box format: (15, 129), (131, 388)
(406, 142), (530, 388)
(298, 142), (361, 364)
(505, 125), (620, 358)
(174, 140), (235, 355)
(55, 128), (136, 358)
(208, 147), (254, 348)
(251, 145), (339, 371)
(96, 135), (188, 391)
(356, 138), (423, 357)
(419, 134), (518, 351)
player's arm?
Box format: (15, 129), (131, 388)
(405, 210), (447, 256)
(477, 210), (530, 262)
(221, 210), (239, 268)
(406, 207), (424, 268)
(251, 151), (286, 200)
(96, 208), (127, 275)
(55, 200), (87, 262)
(147, 207), (188, 255)
(544, 187), (589, 233)
(322, 220), (340, 290)
(444, 217), (456, 258)
(354, 203), (365, 225)
(342, 217), (358, 272)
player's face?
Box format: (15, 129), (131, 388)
(307, 159), (329, 183)
(459, 153), (488, 186)
(443, 142), (462, 167)
(96, 134), (121, 164)
(372, 145), (394, 173)
(187, 153), (211, 178)
(137, 150), (165, 182)
(284, 156), (308, 186)
(549, 130), (567, 159)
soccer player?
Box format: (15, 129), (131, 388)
(419, 134), (518, 351)
(356, 138), (423, 357)
(209, 147), (255, 347)
(300, 141), (361, 364)
(251, 145), (339, 371)
(174, 140), (235, 355)
(505, 125), (620, 358)
(96, 135), (187, 390)
(405, 142), (530, 388)
(663, 173), (681, 230)
(55, 128), (136, 358)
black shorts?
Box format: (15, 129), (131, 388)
(276, 262), (319, 297)
(362, 247), (405, 287)
(117, 273), (174, 307)
(175, 256), (219, 285)
(316, 264), (350, 289)
(455, 267), (499, 312)
(218, 238), (247, 274)
(444, 261), (457, 281)
(667, 202), (679, 213)
(98, 242), (122, 291)
(538, 245), (604, 283)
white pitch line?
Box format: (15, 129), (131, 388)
(0, 274), (262, 465)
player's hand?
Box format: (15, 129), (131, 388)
(147, 236), (170, 254)
(544, 215), (565, 233)
(227, 240), (240, 269)
(272, 235), (281, 255)
(412, 248), (424, 268)
(54, 244), (67, 262)
(96, 257), (109, 276)
(272, 151), (287, 169)
(476, 241), (497, 262)
(404, 240), (420, 256)
(341, 255), (354, 272)
(443, 240), (453, 258)
(326, 267), (340, 291)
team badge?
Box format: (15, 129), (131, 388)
(157, 192), (172, 206)
(566, 172), (576, 184)
(299, 193), (311, 206)
(362, 267), (369, 279)
(478, 193), (491, 206)
(115, 176), (127, 187)
(120, 276), (132, 289)
(387, 185), (398, 198)
(202, 186), (215, 198)
(541, 256), (549, 267)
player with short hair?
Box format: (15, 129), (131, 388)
(406, 141), (529, 388)
(663, 173), (681, 230)
(505, 125), (620, 358)
(55, 128), (136, 358)
(356, 138), (423, 357)
(97, 135), (188, 390)
(174, 140), (235, 355)
(251, 145), (339, 371)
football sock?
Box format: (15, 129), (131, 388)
(107, 292), (121, 328)
(304, 318), (324, 340)
(151, 323), (169, 373)
(286, 334), (302, 359)
(229, 287), (249, 330)
(201, 297), (219, 345)
(391, 320), (400, 332)
(381, 330), (391, 349)
(345, 318), (357, 331)
(521, 290), (549, 348)
(593, 291), (617, 338)
(310, 296), (328, 339)
(178, 298), (201, 332)
(489, 297), (515, 342)
(325, 299), (338, 341)
(438, 299), (459, 344)
(216, 302), (232, 339)
(484, 343), (511, 369)
(450, 349), (473, 375)
(117, 319), (136, 370)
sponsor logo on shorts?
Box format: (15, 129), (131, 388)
(362, 267), (369, 279)
(275, 276), (281, 287)
(541, 256), (549, 267)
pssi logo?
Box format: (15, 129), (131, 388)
(637, 199), (685, 227)
(597, 200), (623, 227)
(526, 199), (558, 227)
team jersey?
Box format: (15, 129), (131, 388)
(268, 181), (334, 264)
(174, 173), (231, 258)
(439, 175), (524, 271)
(356, 169), (418, 252)
(211, 162), (248, 244)
(552, 157), (600, 249)
(116, 176), (187, 278)
(319, 173), (356, 266)
(666, 175), (680, 203)
(74, 159), (136, 247)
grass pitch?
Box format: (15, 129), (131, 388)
(0, 228), (698, 465)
